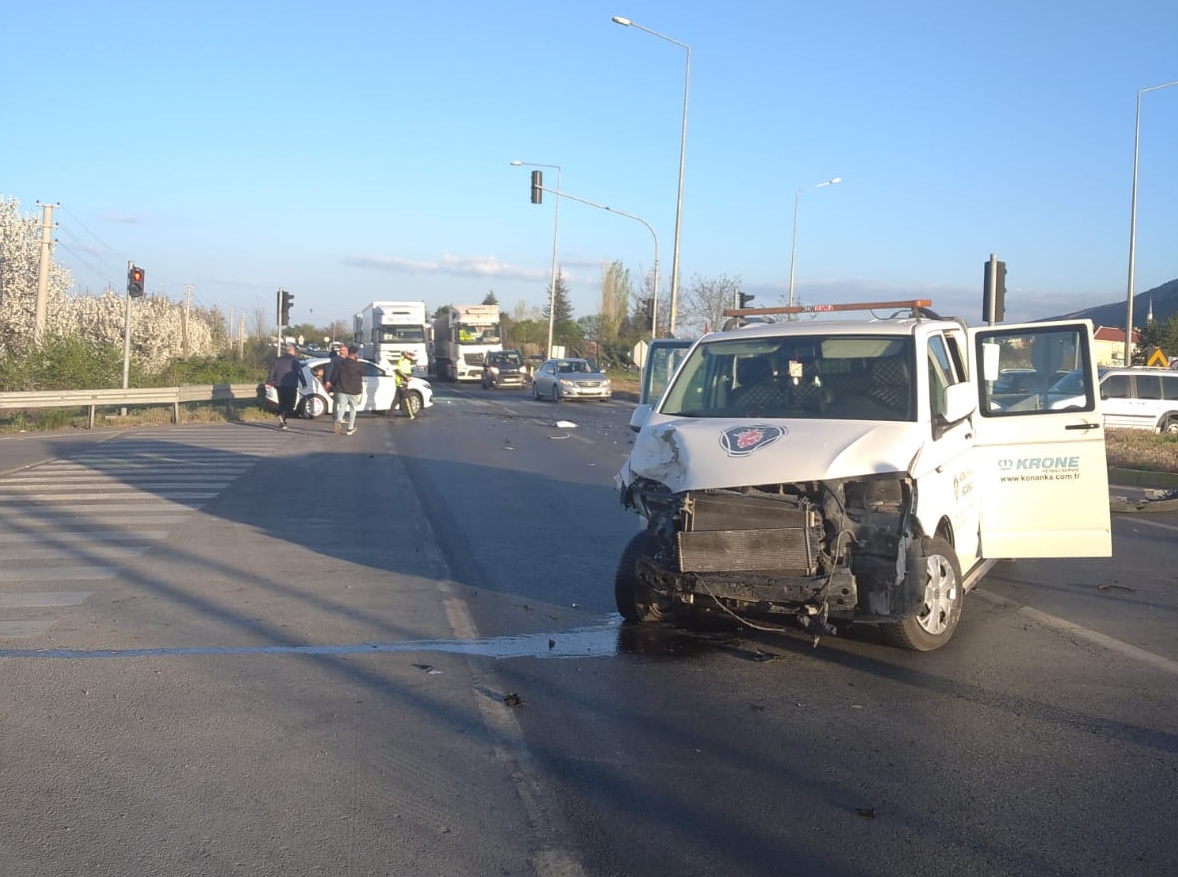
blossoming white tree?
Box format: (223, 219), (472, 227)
(1, 195), (222, 373)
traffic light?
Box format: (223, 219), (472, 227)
(983, 259), (1007, 322)
(737, 292), (755, 309)
(127, 265), (145, 298)
(643, 297), (654, 329)
(530, 170), (543, 204)
(279, 289), (294, 326)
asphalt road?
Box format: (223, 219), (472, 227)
(0, 388), (1175, 877)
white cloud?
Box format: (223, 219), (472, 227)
(344, 253), (548, 283)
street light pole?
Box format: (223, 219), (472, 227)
(611, 15), (689, 336)
(788, 177), (842, 308)
(511, 160), (562, 357)
(533, 181), (660, 341)
(1125, 79), (1178, 367)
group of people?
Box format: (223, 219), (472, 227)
(265, 344), (418, 433)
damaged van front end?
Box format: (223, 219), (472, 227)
(616, 417), (942, 644)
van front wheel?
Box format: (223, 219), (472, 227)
(881, 536), (963, 651)
(615, 531), (667, 623)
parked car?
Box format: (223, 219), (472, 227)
(1087, 367), (1178, 433)
(482, 349), (527, 389)
(531, 358), (612, 402)
(258, 357), (433, 419)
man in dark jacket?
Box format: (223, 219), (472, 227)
(332, 348), (365, 435)
(323, 345), (347, 411)
(266, 343), (306, 429)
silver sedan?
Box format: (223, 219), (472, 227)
(530, 358), (612, 402)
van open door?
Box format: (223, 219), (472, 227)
(630, 338), (694, 432)
(968, 321), (1111, 559)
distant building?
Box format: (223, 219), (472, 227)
(1092, 326), (1139, 368)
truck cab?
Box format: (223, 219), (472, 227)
(615, 300), (1111, 651)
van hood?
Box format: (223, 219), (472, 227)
(618, 417), (923, 493)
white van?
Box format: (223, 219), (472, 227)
(615, 300), (1112, 651)
(1097, 367), (1178, 434)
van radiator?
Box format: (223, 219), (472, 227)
(677, 494), (822, 575)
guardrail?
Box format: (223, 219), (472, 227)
(0, 384), (260, 429)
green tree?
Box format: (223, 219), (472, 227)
(599, 260), (631, 343)
(541, 272), (574, 324)
(1135, 314), (1178, 365)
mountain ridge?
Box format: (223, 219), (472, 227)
(1044, 277), (1178, 327)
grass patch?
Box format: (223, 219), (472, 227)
(1104, 427), (1178, 473)
(0, 401), (273, 433)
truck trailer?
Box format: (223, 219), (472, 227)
(431, 304), (502, 382)
(354, 301), (429, 376)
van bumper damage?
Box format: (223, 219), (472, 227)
(621, 474), (930, 632)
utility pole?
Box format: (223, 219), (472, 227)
(121, 260), (133, 416)
(182, 283), (193, 358)
(34, 203), (55, 345)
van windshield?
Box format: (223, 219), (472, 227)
(660, 334), (915, 421)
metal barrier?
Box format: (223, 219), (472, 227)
(0, 384), (259, 429)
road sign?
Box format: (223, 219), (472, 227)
(1147, 348), (1169, 368)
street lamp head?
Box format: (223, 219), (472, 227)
(510, 160), (523, 166)
(829, 177), (842, 185)
(612, 16), (632, 26)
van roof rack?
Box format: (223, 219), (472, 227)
(722, 299), (935, 319)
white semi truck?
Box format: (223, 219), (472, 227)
(431, 304), (502, 382)
(354, 301), (429, 376)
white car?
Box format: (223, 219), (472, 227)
(299, 357), (433, 419)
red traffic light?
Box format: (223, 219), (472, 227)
(127, 265), (145, 298)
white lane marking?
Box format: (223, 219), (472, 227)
(443, 596), (588, 877)
(973, 588), (1178, 677)
(0, 592), (90, 608)
(395, 419), (586, 877)
(0, 503), (205, 514)
(0, 566), (119, 582)
(0, 479), (235, 488)
(0, 545), (149, 561)
(1118, 516), (1178, 534)
(0, 491), (218, 501)
(0, 620), (54, 637)
(0, 531), (170, 542)
(0, 517), (191, 528)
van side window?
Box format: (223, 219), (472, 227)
(977, 325), (1095, 416)
(927, 335), (957, 419)
(1136, 375), (1162, 400)
(1103, 374), (1130, 399)
(1164, 375), (1178, 401)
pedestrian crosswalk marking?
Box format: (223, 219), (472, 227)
(0, 426), (287, 639)
(0, 591), (90, 608)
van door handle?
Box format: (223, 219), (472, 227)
(1065, 422), (1101, 430)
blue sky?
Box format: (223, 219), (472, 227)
(4, 0), (1176, 330)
